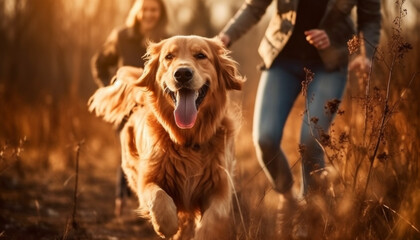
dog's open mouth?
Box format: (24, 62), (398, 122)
(166, 83), (209, 129)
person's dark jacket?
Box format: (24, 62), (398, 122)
(91, 26), (148, 87)
(221, 0), (381, 70)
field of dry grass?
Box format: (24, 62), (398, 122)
(1, 1), (419, 239)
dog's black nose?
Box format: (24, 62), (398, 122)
(174, 67), (193, 83)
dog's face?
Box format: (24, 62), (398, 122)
(137, 36), (244, 131)
(157, 37), (217, 129)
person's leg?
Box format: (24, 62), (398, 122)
(115, 129), (131, 216)
(252, 61), (302, 193)
(300, 66), (347, 196)
(115, 165), (126, 216)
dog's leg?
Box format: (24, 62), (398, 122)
(141, 183), (179, 238)
(193, 197), (232, 240)
(172, 213), (196, 240)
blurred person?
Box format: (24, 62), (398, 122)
(91, 0), (169, 217)
(218, 0), (381, 236)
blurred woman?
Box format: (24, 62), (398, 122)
(91, 0), (169, 216)
(92, 0), (168, 86)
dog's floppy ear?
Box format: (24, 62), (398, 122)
(209, 38), (246, 91)
(135, 41), (163, 89)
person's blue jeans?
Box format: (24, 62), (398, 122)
(252, 58), (347, 196)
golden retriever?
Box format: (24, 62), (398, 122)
(88, 36), (245, 239)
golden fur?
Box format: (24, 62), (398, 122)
(88, 36), (245, 239)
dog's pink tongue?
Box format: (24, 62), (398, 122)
(174, 89), (197, 129)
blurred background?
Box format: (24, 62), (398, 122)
(0, 0), (419, 239)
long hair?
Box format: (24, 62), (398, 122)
(125, 0), (168, 42)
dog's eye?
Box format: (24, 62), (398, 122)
(194, 53), (207, 59)
(165, 53), (174, 60)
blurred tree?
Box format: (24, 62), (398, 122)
(0, 0), (129, 102)
(0, 0), (62, 101)
(183, 0), (215, 36)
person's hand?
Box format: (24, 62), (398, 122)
(305, 29), (330, 50)
(348, 55), (372, 73)
(217, 33), (231, 48)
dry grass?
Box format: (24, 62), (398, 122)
(1, 1), (419, 239)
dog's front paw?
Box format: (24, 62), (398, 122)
(149, 189), (178, 238)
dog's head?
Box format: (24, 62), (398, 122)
(136, 36), (244, 142)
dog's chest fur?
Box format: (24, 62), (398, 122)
(153, 140), (227, 213)
(122, 113), (234, 215)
